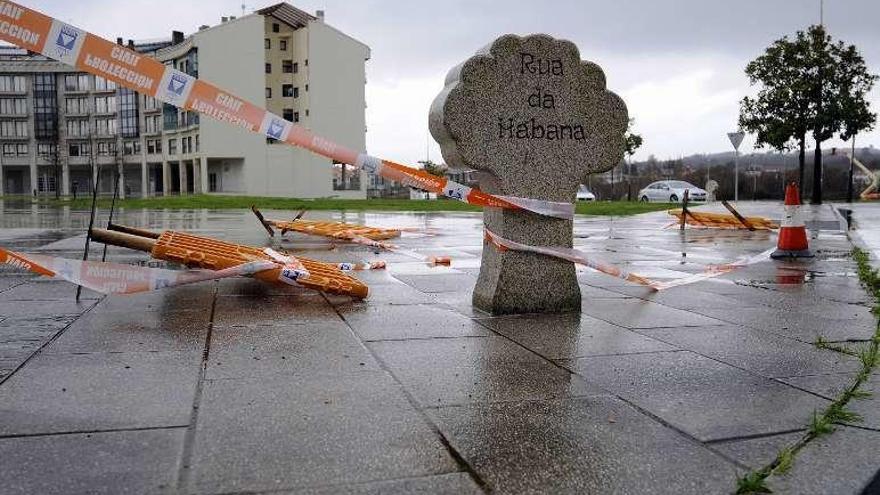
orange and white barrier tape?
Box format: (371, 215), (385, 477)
(0, 2), (572, 220)
(483, 229), (657, 289)
(344, 233), (451, 266)
(484, 230), (775, 291)
(0, 246), (274, 294)
(337, 260), (387, 271)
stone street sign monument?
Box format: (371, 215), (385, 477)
(430, 34), (628, 314)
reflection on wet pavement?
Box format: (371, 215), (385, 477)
(0, 200), (877, 494)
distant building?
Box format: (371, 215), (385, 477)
(0, 2), (370, 198)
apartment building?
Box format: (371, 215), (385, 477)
(0, 2), (370, 198)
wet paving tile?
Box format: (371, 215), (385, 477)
(207, 321), (381, 379)
(189, 372), (458, 494)
(285, 472), (482, 495)
(766, 426), (880, 494)
(711, 430), (805, 470)
(691, 306), (876, 343)
(780, 372), (880, 431)
(213, 294), (339, 327)
(639, 325), (861, 378)
(45, 309), (210, 354)
(340, 304), (490, 341)
(560, 350), (829, 442)
(0, 280), (101, 301)
(429, 397), (740, 494)
(0, 351), (201, 435)
(579, 298), (725, 329)
(369, 336), (605, 407)
(479, 312), (676, 359)
(393, 273), (478, 294)
(0, 428), (185, 495)
(0, 299), (97, 318)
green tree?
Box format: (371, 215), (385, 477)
(624, 118), (643, 158)
(417, 159), (447, 177)
(740, 25), (876, 204)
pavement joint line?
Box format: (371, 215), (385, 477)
(322, 292), (491, 494)
(175, 282), (219, 493)
(362, 334), (491, 344)
(0, 424), (187, 440)
(549, 348), (687, 360)
(733, 247), (880, 494)
(704, 428), (808, 446)
(467, 318), (752, 472)
(0, 298), (100, 388)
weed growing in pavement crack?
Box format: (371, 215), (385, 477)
(735, 247), (880, 494)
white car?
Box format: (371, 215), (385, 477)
(576, 185), (596, 201)
(638, 180), (707, 203)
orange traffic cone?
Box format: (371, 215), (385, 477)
(771, 182), (813, 259)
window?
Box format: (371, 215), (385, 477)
(94, 95), (116, 113)
(186, 136), (192, 154)
(37, 175), (55, 193)
(265, 63), (271, 74)
(68, 142), (90, 157)
(168, 138), (177, 155)
(37, 143), (57, 156)
(280, 39), (287, 51)
(143, 95), (159, 110)
(333, 160), (360, 191)
(0, 98), (26, 114)
(155, 138), (162, 153)
(147, 139), (156, 154)
(78, 74), (90, 91)
(272, 23), (280, 32)
(293, 62), (298, 74)
(282, 60), (293, 73)
(282, 108), (293, 121)
(282, 84), (293, 97)
(118, 88), (139, 137)
(98, 141), (117, 156)
(305, 84), (308, 92)
(123, 141), (134, 155)
(163, 103), (178, 130)
(145, 114), (161, 133)
(195, 134), (199, 152)
(95, 117), (116, 136)
(181, 137), (188, 154)
(34, 74), (58, 140)
(2, 143), (28, 156)
(305, 109), (309, 117)
(94, 76), (115, 91)
(65, 97), (87, 114)
(293, 111), (299, 123)
(304, 59), (308, 66)
(0, 75), (25, 92)
(66, 119), (90, 138)
(293, 87), (299, 98)
(265, 38), (270, 49)
(0, 120), (27, 137)
(265, 87), (272, 98)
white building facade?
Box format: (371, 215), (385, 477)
(0, 3), (370, 198)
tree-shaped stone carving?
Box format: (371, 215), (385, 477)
(430, 34), (628, 314)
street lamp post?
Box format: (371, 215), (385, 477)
(728, 131), (745, 202)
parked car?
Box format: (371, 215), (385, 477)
(638, 180), (707, 203)
(576, 185), (596, 201)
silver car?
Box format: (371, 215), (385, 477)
(638, 180), (707, 203)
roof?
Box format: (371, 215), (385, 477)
(257, 3), (316, 29)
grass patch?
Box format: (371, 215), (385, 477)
(15, 194), (676, 216)
(735, 247), (880, 493)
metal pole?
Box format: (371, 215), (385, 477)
(847, 135), (856, 203)
(734, 149), (739, 202)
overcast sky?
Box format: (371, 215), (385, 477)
(33, 0), (880, 164)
